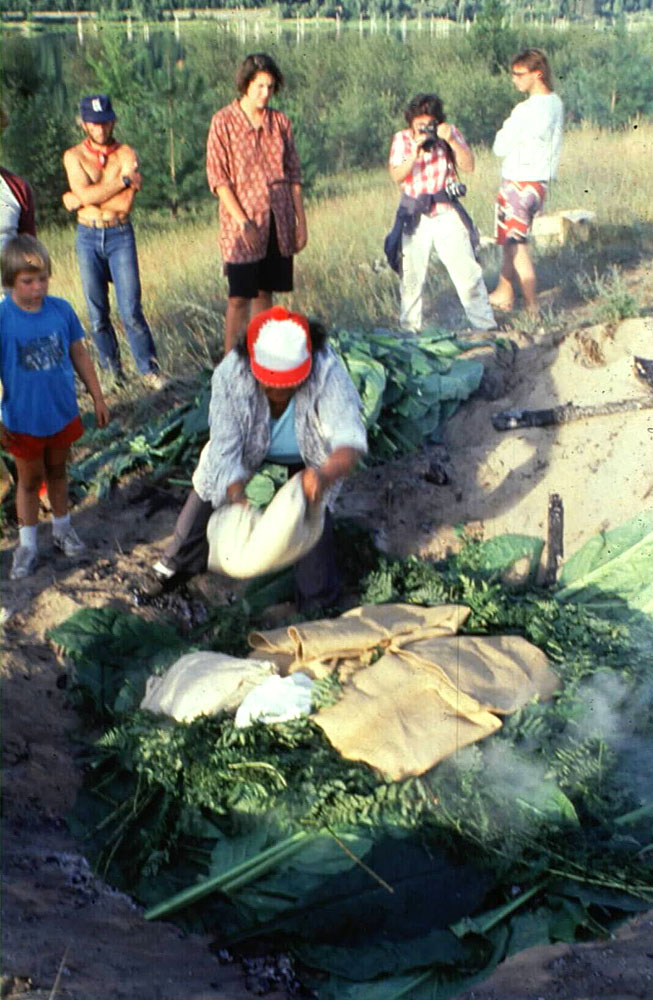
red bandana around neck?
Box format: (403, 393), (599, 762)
(83, 137), (119, 168)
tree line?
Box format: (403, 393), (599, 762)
(6, 0), (653, 21)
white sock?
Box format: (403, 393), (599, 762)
(19, 524), (38, 550)
(52, 513), (71, 538)
(153, 559), (176, 579)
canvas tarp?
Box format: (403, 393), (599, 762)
(250, 603), (559, 780)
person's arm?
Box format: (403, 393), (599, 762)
(302, 446), (362, 503)
(226, 479), (250, 505)
(18, 179), (36, 236)
(193, 356), (255, 508)
(281, 118), (307, 252)
(438, 123), (474, 173)
(492, 105), (523, 159)
(291, 182), (308, 252)
(301, 352), (368, 503)
(62, 146), (141, 208)
(389, 131), (425, 185)
(62, 190), (81, 212)
(206, 110), (256, 242)
(69, 339), (110, 428)
(215, 184), (258, 250)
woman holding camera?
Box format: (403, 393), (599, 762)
(388, 93), (495, 334)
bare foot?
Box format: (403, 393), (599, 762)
(488, 293), (515, 312)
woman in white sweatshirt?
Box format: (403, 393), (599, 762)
(490, 48), (563, 314)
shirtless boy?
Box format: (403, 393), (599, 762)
(62, 94), (166, 387)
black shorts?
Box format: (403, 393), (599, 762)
(226, 214), (293, 299)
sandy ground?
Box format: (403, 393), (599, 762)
(2, 274), (653, 998)
(345, 315), (653, 567)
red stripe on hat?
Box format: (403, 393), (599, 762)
(250, 354), (312, 388)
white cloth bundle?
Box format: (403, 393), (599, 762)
(140, 651), (277, 723)
(206, 472), (326, 579)
(235, 672), (315, 728)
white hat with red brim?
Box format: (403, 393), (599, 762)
(247, 306), (312, 387)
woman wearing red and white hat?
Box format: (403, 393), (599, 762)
(149, 306), (367, 611)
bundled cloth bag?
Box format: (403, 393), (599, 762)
(207, 472), (326, 579)
(250, 603), (560, 780)
(140, 651), (277, 723)
(235, 673), (315, 729)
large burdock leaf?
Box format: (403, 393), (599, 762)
(557, 510), (653, 634)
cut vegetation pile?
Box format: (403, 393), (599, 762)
(51, 512), (653, 999)
(28, 328), (492, 505)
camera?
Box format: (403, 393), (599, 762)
(418, 122), (438, 151)
(445, 178), (467, 200)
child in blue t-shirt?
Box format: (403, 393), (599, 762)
(0, 234), (109, 580)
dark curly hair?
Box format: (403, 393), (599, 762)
(404, 92), (456, 169)
(236, 53), (284, 96)
(404, 93), (445, 128)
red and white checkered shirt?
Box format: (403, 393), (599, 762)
(388, 126), (467, 216)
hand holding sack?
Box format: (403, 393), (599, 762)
(206, 471), (326, 579)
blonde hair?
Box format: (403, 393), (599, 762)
(1, 234), (52, 287)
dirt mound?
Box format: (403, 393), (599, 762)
(343, 317), (653, 574)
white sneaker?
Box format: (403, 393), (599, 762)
(10, 545), (38, 580)
(53, 526), (87, 558)
(143, 372), (171, 391)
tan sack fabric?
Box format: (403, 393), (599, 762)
(313, 651), (501, 781)
(249, 602), (559, 778)
(398, 635), (560, 714)
(140, 651), (277, 722)
(249, 603), (470, 678)
(206, 472), (326, 579)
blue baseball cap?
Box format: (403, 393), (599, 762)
(80, 94), (116, 123)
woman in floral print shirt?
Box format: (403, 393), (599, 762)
(206, 53), (308, 353)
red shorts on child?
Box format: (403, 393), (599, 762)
(5, 415), (84, 461)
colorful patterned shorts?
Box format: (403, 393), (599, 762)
(495, 179), (548, 245)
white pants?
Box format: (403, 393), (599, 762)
(400, 210), (496, 332)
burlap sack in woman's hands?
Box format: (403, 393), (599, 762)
(207, 472), (326, 579)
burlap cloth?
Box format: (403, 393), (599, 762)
(249, 604), (559, 780)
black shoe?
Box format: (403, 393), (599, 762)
(139, 563), (189, 599)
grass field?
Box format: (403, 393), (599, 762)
(41, 124), (653, 389)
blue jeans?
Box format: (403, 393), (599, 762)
(76, 221), (159, 375)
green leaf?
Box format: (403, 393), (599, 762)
(297, 927), (469, 980)
(245, 465), (289, 507)
(506, 909), (552, 955)
(245, 473), (276, 507)
(547, 897), (592, 942)
(558, 511), (653, 619)
(474, 534), (544, 580)
(287, 831), (374, 875)
(209, 827), (272, 879)
(182, 397), (210, 437)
